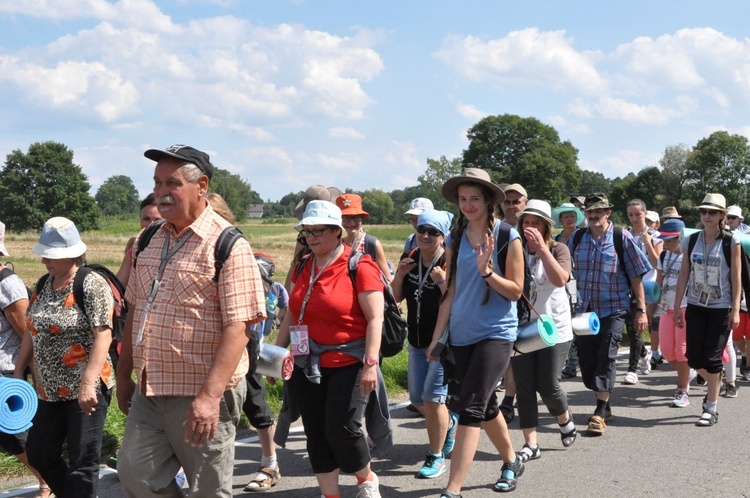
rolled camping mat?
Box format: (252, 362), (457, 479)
(680, 227), (700, 242)
(514, 315), (558, 354)
(643, 280), (661, 304)
(572, 312), (600, 336)
(738, 233), (750, 256)
(0, 377), (38, 435)
(255, 344), (295, 380)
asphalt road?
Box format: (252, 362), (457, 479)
(4, 349), (750, 497)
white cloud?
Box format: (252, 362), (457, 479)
(329, 127), (365, 140)
(588, 149), (661, 178)
(435, 28), (606, 94)
(455, 102), (487, 121)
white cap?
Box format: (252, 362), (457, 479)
(645, 211), (659, 223)
(404, 197), (434, 216)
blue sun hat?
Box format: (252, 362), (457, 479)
(417, 209), (454, 235)
(552, 203), (585, 228)
(32, 217), (87, 260)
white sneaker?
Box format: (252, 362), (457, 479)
(623, 371), (638, 385)
(357, 473), (381, 498)
(640, 349), (652, 375)
(672, 389), (690, 408)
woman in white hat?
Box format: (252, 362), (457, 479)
(510, 200), (577, 464)
(14, 217), (114, 498)
(427, 168), (525, 495)
(673, 194), (741, 426)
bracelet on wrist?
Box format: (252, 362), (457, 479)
(481, 270), (493, 279)
(435, 279), (446, 285)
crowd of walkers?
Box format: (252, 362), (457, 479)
(1, 146), (748, 497)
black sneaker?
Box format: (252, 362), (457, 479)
(724, 383), (738, 398)
(561, 363), (577, 378)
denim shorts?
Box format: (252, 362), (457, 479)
(408, 345), (448, 406)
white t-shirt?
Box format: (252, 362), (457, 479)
(527, 244), (573, 344)
(657, 250), (686, 310)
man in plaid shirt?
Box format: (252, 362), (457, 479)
(567, 193), (651, 436)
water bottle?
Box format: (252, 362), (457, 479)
(266, 292), (278, 314)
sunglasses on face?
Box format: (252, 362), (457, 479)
(503, 199), (524, 206)
(727, 215), (739, 220)
(699, 209), (719, 216)
(298, 227), (330, 238)
(342, 216), (363, 223)
(416, 225), (442, 237)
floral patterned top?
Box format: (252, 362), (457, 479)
(27, 270), (114, 402)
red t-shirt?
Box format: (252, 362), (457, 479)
(290, 245), (383, 368)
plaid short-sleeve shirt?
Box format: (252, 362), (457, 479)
(125, 205), (266, 397)
(568, 222), (652, 318)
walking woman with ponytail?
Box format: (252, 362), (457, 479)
(426, 168), (525, 496)
(673, 193), (741, 427)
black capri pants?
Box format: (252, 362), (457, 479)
(575, 311), (626, 393)
(685, 304), (731, 374)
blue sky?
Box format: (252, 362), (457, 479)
(1, 0), (750, 202)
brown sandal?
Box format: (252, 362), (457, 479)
(587, 415), (606, 435)
(243, 466), (281, 492)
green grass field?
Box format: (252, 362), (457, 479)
(0, 216), (413, 480)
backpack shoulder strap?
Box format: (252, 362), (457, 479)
(687, 232), (699, 265)
(134, 219), (167, 267)
(213, 226), (245, 282)
(571, 228), (585, 254)
(0, 267), (14, 283)
(348, 250), (364, 290)
(363, 234), (377, 259)
(294, 253), (313, 277)
(72, 266), (94, 319)
(660, 250), (666, 266)
(722, 232), (733, 267)
(613, 226), (627, 276)
(495, 223), (512, 274)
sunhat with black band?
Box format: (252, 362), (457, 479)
(144, 144), (214, 180)
(32, 217), (87, 260)
(441, 167), (505, 205)
(294, 185), (343, 220)
(517, 200), (555, 226)
(661, 206), (682, 220)
(696, 193), (727, 213)
(552, 202), (584, 228)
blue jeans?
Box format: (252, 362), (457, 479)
(408, 345), (448, 406)
(26, 388), (110, 498)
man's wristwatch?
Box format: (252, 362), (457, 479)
(364, 357), (378, 366)
(636, 307), (647, 314)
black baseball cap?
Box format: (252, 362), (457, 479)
(144, 144), (213, 180)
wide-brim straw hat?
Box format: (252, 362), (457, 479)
(441, 168), (505, 206)
(661, 206), (682, 220)
(32, 217), (87, 260)
(517, 200), (555, 226)
(552, 203), (585, 228)
(696, 193), (727, 213)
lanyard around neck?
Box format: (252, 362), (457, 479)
(298, 243), (342, 324)
(415, 248), (443, 324)
(701, 230), (721, 283)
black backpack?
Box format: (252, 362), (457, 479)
(295, 250), (407, 358)
(496, 224), (533, 325)
(134, 219), (245, 282)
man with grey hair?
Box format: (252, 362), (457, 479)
(116, 144), (266, 497)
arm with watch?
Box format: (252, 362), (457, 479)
(629, 274), (649, 334)
(358, 289), (385, 396)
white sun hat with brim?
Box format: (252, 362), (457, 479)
(517, 200), (555, 226)
(32, 217), (87, 260)
(295, 201), (344, 230)
(727, 205), (744, 221)
(551, 203), (585, 228)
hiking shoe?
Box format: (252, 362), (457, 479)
(561, 363), (577, 378)
(442, 412), (458, 456)
(671, 389), (690, 408)
(356, 473), (381, 498)
(640, 349), (652, 375)
(623, 371), (638, 385)
(650, 350), (664, 369)
(743, 369), (750, 382)
(696, 409), (718, 427)
(724, 383), (738, 398)
(417, 452), (447, 479)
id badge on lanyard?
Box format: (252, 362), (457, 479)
(290, 325), (309, 356)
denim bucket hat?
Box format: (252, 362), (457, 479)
(32, 217), (87, 259)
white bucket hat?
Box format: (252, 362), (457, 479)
(727, 205), (744, 221)
(295, 201), (344, 230)
(32, 217), (87, 260)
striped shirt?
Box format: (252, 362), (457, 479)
(567, 222), (652, 319)
(125, 204), (266, 397)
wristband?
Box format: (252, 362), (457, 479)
(481, 270), (493, 279)
(435, 279), (446, 285)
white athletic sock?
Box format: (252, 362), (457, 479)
(261, 454), (277, 469)
(559, 418), (575, 434)
(705, 400), (718, 413)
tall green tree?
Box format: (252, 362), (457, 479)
(208, 167), (262, 222)
(0, 141), (100, 231)
(95, 175), (140, 216)
(417, 156), (463, 212)
(462, 114), (581, 204)
(659, 144), (693, 211)
(361, 189), (395, 224)
(684, 131), (750, 207)
(579, 170), (611, 196)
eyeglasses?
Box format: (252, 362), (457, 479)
(297, 227), (330, 238)
(342, 216), (363, 223)
(503, 199), (525, 206)
(727, 215), (739, 220)
(699, 209), (719, 216)
(416, 225), (442, 237)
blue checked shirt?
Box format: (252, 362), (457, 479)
(567, 222), (652, 319)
